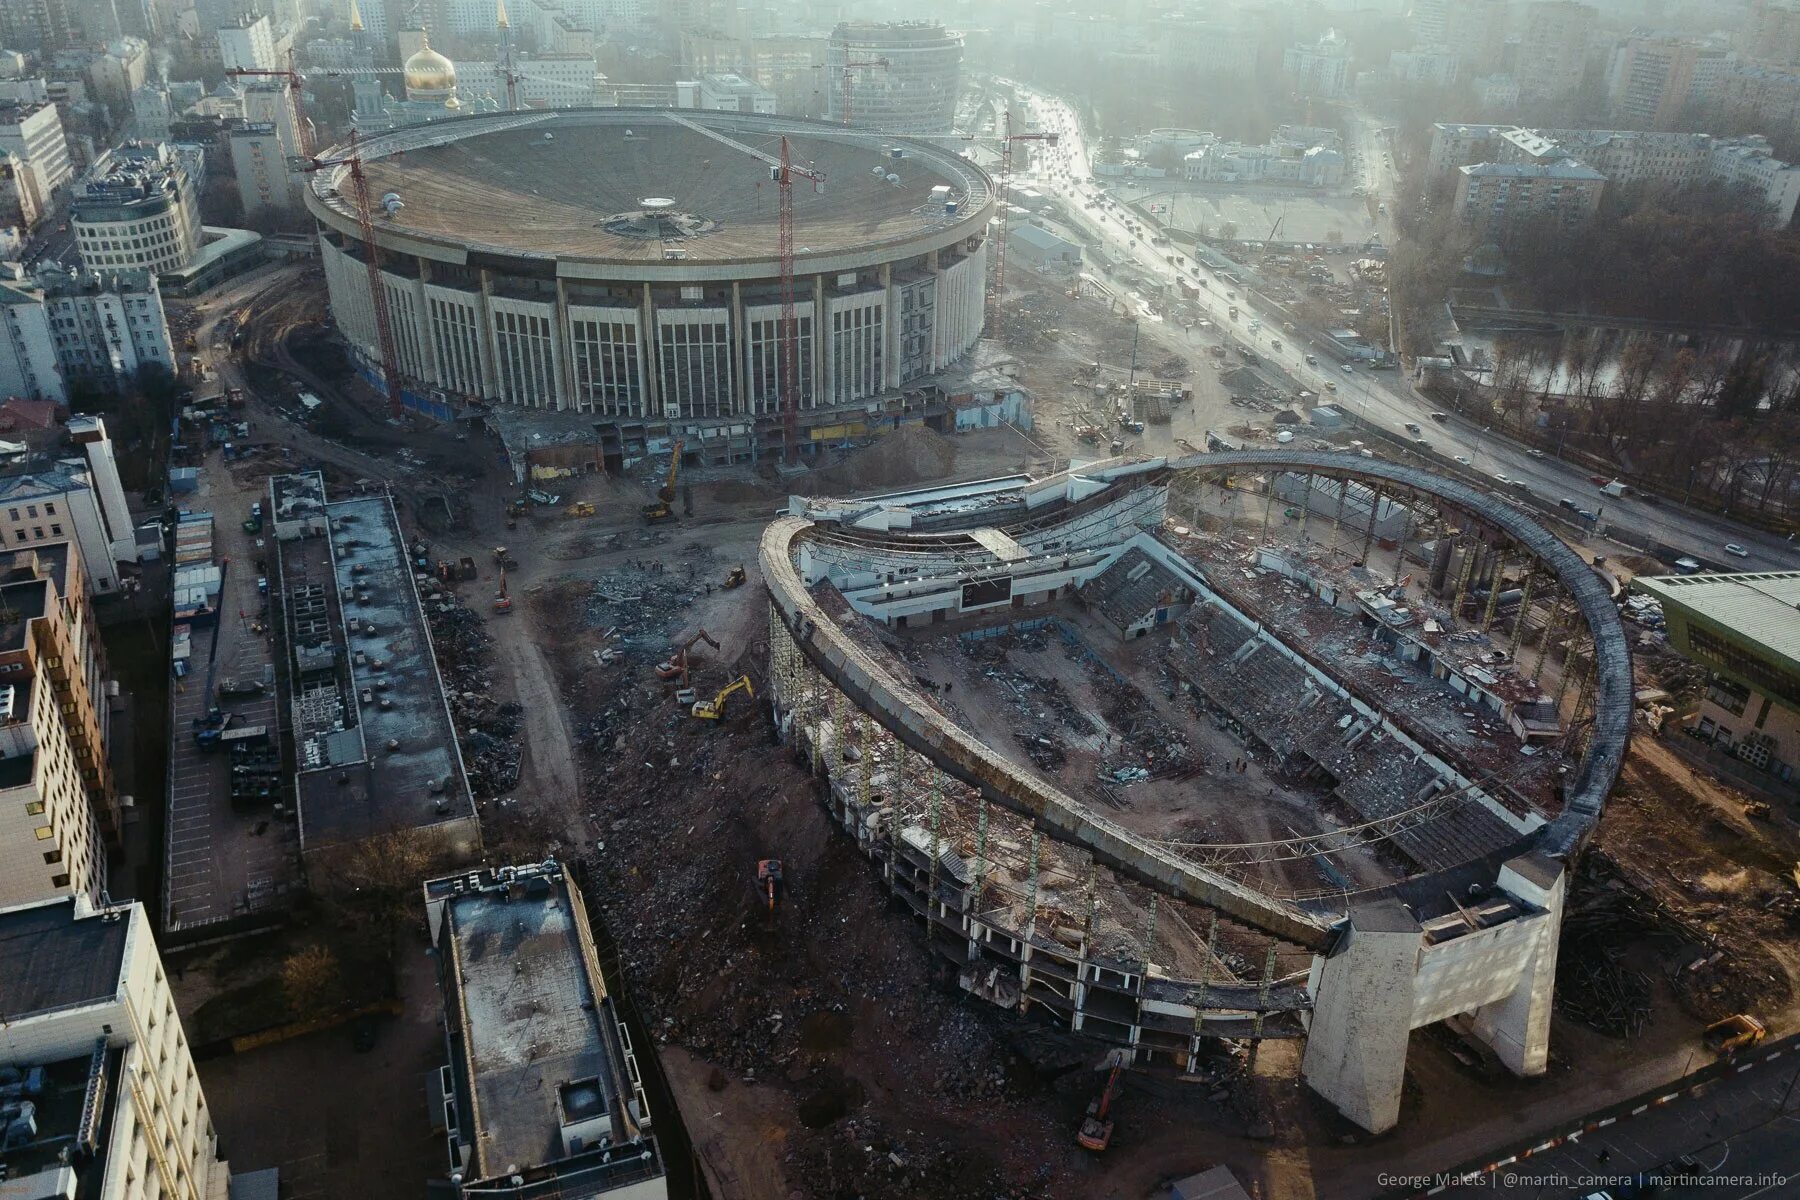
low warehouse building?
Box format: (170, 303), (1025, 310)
(1007, 223), (1082, 272)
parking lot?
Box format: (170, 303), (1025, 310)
(1115, 182), (1380, 246)
(163, 447), (299, 936)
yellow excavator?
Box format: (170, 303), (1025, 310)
(691, 675), (754, 720)
(642, 439), (685, 524)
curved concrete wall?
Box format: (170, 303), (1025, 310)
(761, 452), (1629, 945)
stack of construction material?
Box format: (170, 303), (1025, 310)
(174, 513), (214, 566)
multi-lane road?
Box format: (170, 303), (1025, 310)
(996, 79), (1800, 572)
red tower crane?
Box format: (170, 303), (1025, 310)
(225, 48), (313, 158)
(300, 134), (406, 421)
(775, 136), (826, 464)
(837, 57), (888, 127)
(989, 109), (1059, 310)
(664, 114), (823, 464)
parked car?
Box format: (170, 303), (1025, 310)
(1429, 412), (1448, 423)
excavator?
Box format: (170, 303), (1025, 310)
(1076, 1049), (1130, 1152)
(493, 566), (513, 614)
(656, 629), (720, 683)
(691, 674), (754, 720)
(642, 439), (685, 524)
(723, 564), (747, 589)
(757, 858), (783, 914)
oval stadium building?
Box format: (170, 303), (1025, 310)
(304, 108), (995, 459)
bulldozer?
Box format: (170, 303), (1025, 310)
(723, 564), (747, 589)
(1704, 1013), (1766, 1055)
(642, 439), (685, 524)
(1076, 1050), (1131, 1152)
(692, 675), (754, 720)
(656, 629), (720, 683)
(567, 501), (596, 518)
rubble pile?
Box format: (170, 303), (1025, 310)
(419, 576), (522, 794)
(584, 551), (719, 650)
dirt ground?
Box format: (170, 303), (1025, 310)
(173, 266), (1800, 1200)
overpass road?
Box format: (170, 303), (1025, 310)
(993, 79), (1800, 573)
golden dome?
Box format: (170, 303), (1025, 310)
(404, 35), (457, 93)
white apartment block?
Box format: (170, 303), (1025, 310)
(1390, 47), (1460, 89)
(0, 263), (176, 399)
(0, 895), (231, 1200)
(0, 419), (138, 594)
(218, 14), (277, 72)
(1, 151), (44, 233)
(1517, 1), (1596, 101)
(72, 143), (204, 275)
(0, 102), (73, 203)
(1283, 30), (1351, 99)
(0, 540), (114, 908)
(1429, 122), (1800, 225)
(676, 72), (776, 114)
(229, 121), (297, 219)
(129, 82), (174, 143)
(88, 37), (150, 108)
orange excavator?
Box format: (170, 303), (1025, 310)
(493, 566), (513, 614)
(1077, 1050), (1130, 1152)
(655, 628), (720, 683)
(757, 858), (783, 914)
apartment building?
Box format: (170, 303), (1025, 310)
(1453, 160), (1607, 238)
(1739, 0), (1800, 72)
(0, 417), (137, 593)
(1517, 1), (1597, 101)
(1411, 0), (1509, 70)
(1, 152), (44, 234)
(88, 37), (150, 108)
(229, 121), (297, 221)
(218, 14), (278, 72)
(0, 102), (74, 205)
(1283, 29), (1351, 99)
(0, 540), (116, 906)
(1607, 35), (1731, 128)
(1389, 47), (1461, 90)
(72, 142), (204, 275)
(0, 263), (176, 401)
(0, 894), (231, 1200)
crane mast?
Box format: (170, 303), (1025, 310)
(304, 133), (406, 421)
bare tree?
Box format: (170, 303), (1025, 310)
(281, 944), (343, 1013)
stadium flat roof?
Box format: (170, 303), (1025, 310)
(333, 109), (990, 267)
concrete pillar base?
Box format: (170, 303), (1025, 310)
(1301, 900), (1420, 1135)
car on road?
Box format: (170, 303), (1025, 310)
(1304, 354), (1317, 365)
(1340, 363), (1354, 374)
(1526, 448), (1545, 458)
(1323, 381), (1337, 392)
(1725, 543), (1750, 558)
(1428, 411), (1448, 423)
(1577, 509), (1597, 521)
(1454, 455), (1471, 465)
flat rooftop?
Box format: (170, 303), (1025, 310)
(0, 896), (126, 1018)
(0, 1048), (123, 1196)
(337, 108), (988, 265)
(285, 484), (475, 851)
(1634, 571), (1800, 671)
(430, 864), (665, 1196)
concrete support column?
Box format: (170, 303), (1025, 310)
(640, 282), (659, 418)
(1301, 900), (1421, 1135)
(1508, 573), (1537, 658)
(729, 280), (746, 421)
(1260, 477), (1276, 544)
(1331, 478), (1348, 544)
(812, 273), (827, 422)
(882, 261), (901, 391)
(552, 278), (573, 411)
(1392, 503), (1413, 586)
(477, 267), (501, 397)
(1299, 474), (1314, 541)
(1470, 854), (1564, 1076)
(1449, 540), (1477, 620)
(1532, 596), (1566, 683)
(1481, 551), (1509, 633)
(1360, 486), (1382, 564)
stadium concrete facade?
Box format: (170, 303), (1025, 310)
(304, 107), (995, 460)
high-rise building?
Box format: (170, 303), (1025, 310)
(0, 894), (232, 1199)
(1411, 0), (1508, 69)
(0, 0), (74, 52)
(826, 21), (963, 133)
(1518, 1), (1597, 101)
(229, 121), (298, 219)
(1740, 0), (1800, 72)
(1283, 29), (1352, 99)
(0, 537), (116, 907)
(71, 142), (204, 274)
(1608, 35), (1732, 127)
(0, 103), (75, 203)
(218, 14), (278, 72)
